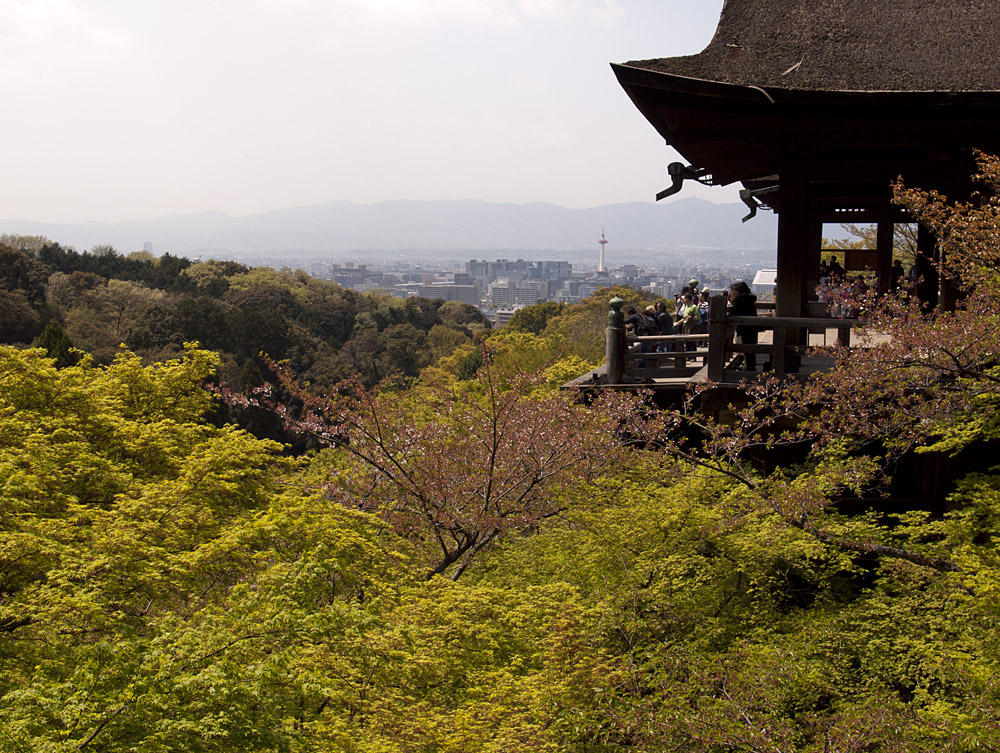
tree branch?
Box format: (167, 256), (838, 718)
(0, 616), (32, 634)
(798, 521), (961, 573)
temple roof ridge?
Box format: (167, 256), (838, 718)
(625, 0), (1000, 93)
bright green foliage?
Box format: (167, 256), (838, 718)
(476, 452), (1000, 751)
(0, 346), (400, 751)
(543, 355), (599, 390)
(8, 336), (1000, 750)
(321, 580), (615, 753)
(0, 344), (627, 752)
(478, 330), (563, 383)
(425, 323), (469, 365)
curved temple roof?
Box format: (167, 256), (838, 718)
(626, 0), (1000, 93)
(613, 0), (1000, 190)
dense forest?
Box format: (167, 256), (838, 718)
(0, 234), (661, 393)
(5, 158), (1000, 751)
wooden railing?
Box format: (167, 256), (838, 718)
(604, 295), (862, 385)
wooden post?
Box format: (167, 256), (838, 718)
(707, 294), (728, 382)
(772, 325), (787, 374)
(916, 223), (939, 313)
(940, 155), (974, 313)
(776, 160), (810, 372)
(776, 160), (809, 319)
(875, 201), (895, 295)
(606, 297), (625, 385)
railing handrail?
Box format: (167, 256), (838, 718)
(602, 295), (868, 386)
(626, 333), (707, 342)
(725, 314), (863, 328)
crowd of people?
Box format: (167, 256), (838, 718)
(623, 279), (712, 352)
(619, 256), (921, 376)
(816, 254), (915, 318)
(622, 279), (763, 370)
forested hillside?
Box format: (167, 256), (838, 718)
(0, 237), (499, 389)
(5, 158), (1000, 751)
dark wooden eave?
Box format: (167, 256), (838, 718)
(612, 62), (1000, 207)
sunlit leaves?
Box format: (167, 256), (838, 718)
(0, 346), (399, 751)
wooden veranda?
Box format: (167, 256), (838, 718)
(564, 295), (862, 394)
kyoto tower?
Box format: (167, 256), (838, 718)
(598, 230), (608, 273)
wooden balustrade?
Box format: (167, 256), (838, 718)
(602, 295), (863, 385)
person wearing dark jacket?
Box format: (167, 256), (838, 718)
(624, 307), (648, 336)
(654, 300), (673, 351)
(624, 306), (655, 368)
(728, 281), (759, 371)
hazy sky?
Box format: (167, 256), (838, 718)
(1, 0), (737, 223)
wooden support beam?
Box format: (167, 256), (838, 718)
(776, 160), (809, 318)
(806, 203), (823, 310)
(772, 326), (788, 374)
(707, 294), (729, 382)
(916, 223), (939, 312)
(875, 200), (895, 294)
(775, 160), (812, 372)
(606, 298), (626, 385)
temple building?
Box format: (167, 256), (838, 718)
(613, 0), (1000, 318)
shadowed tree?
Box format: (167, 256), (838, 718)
(0, 290), (41, 344)
(34, 319), (79, 368)
(0, 244), (49, 305)
(438, 300), (491, 333)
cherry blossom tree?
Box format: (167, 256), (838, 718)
(255, 350), (641, 579)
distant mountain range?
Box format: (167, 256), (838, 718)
(1, 197), (777, 263)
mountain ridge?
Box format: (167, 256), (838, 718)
(0, 197), (777, 259)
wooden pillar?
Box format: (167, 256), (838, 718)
(771, 326), (788, 375)
(806, 205), (823, 302)
(939, 153), (974, 312)
(707, 294), (728, 382)
(875, 201), (895, 295)
(606, 297), (625, 384)
(916, 223), (939, 313)
(776, 160), (810, 372)
(776, 160), (809, 318)
(940, 261), (960, 313)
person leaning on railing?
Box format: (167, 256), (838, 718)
(728, 281), (759, 371)
(642, 305), (660, 337)
(623, 306), (641, 366)
(624, 306), (655, 368)
(623, 306), (645, 336)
